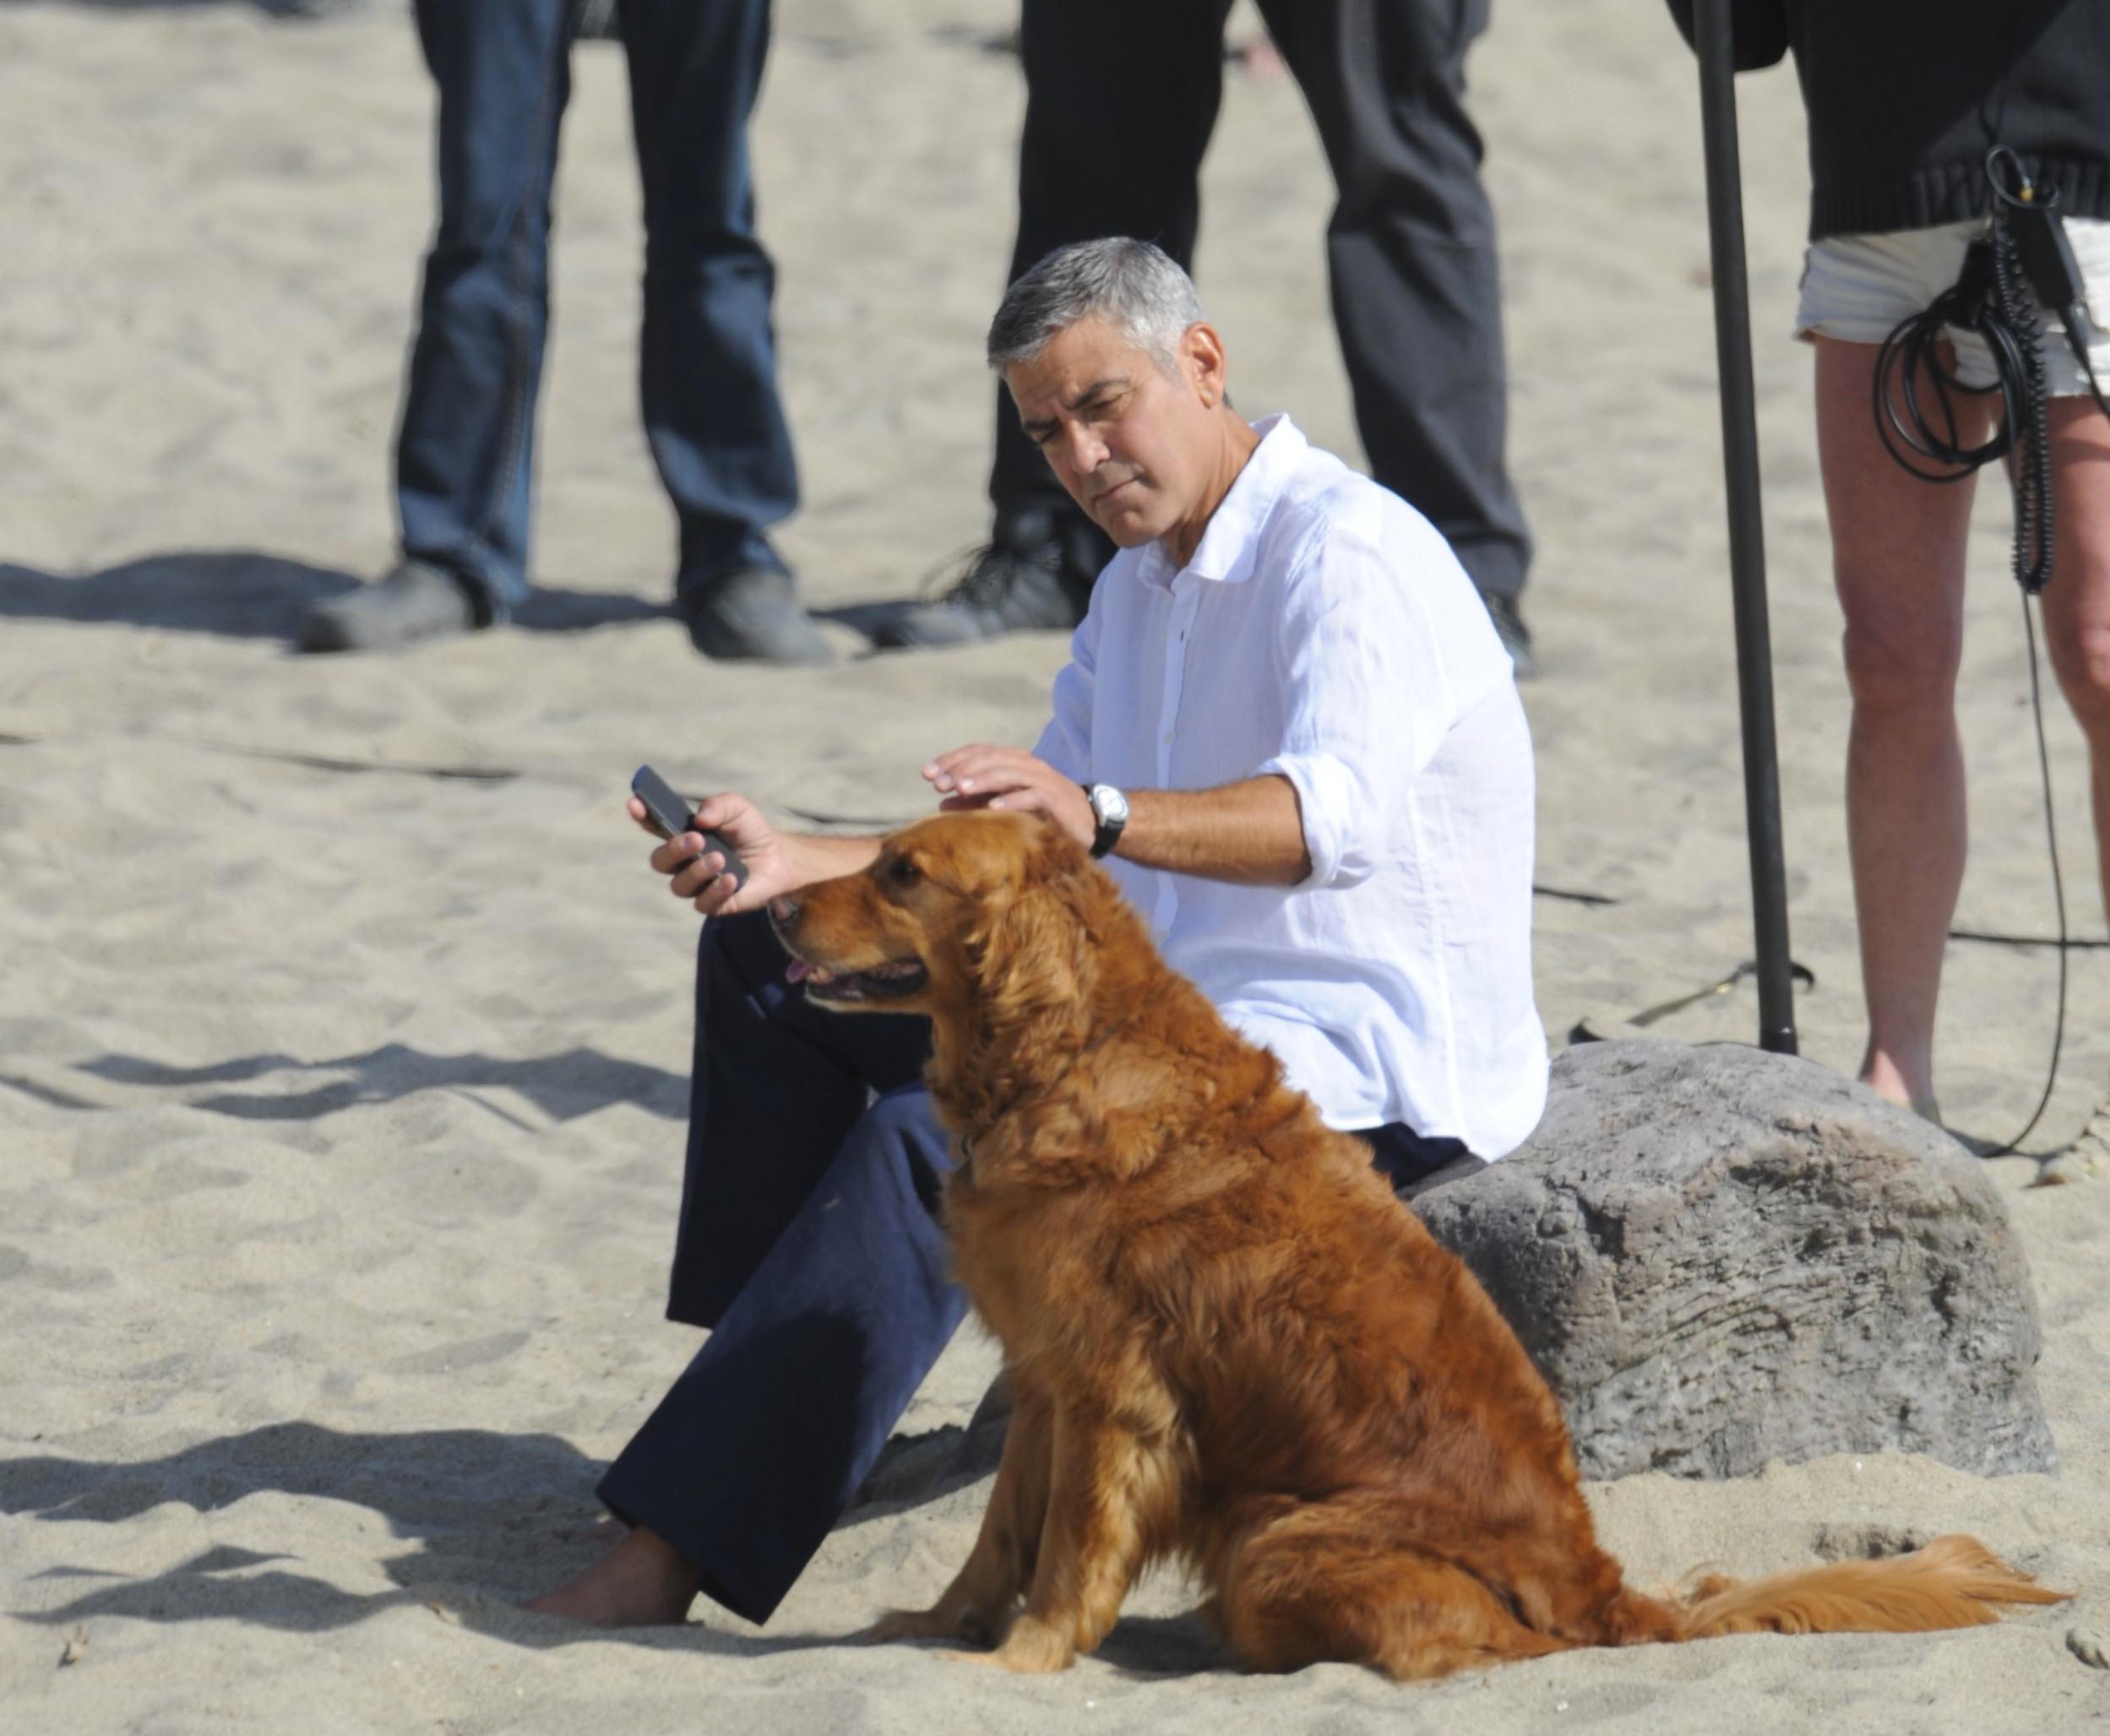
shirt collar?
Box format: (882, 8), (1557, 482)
(1138, 412), (1303, 589)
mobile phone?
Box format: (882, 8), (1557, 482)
(631, 765), (749, 893)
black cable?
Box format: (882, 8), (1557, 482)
(2081, 344), (2110, 425)
(1979, 594), (2069, 1158)
(1869, 205), (2055, 591)
(1949, 928), (2110, 950)
(1988, 151), (2061, 594)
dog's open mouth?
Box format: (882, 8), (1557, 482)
(785, 954), (929, 1003)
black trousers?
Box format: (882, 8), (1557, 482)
(990, 0), (1530, 603)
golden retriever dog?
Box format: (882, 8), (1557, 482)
(772, 810), (2064, 1678)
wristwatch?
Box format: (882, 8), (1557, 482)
(1083, 783), (1129, 859)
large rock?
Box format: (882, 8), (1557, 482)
(1413, 1037), (2056, 1479)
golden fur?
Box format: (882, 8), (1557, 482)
(776, 811), (2064, 1677)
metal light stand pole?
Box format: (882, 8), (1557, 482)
(1694, 0), (1798, 1054)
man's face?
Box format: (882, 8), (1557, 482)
(1003, 315), (1219, 550)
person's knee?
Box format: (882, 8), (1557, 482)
(846, 1089), (954, 1212)
(1838, 615), (1961, 714)
(2049, 606), (2110, 737)
(853, 1088), (946, 1152)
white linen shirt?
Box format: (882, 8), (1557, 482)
(1032, 415), (1548, 1158)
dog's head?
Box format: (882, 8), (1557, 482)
(772, 809), (1110, 1043)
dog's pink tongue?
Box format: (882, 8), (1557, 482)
(784, 957), (812, 983)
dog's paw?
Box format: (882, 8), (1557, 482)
(860, 1608), (954, 1645)
(861, 1606), (1003, 1647)
(976, 1614), (1076, 1674)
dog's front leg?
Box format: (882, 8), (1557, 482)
(972, 1401), (1163, 1674)
(862, 1383), (1052, 1648)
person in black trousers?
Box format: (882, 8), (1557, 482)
(298, 0), (830, 664)
(877, 0), (1536, 674)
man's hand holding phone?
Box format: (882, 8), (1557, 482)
(629, 767), (793, 918)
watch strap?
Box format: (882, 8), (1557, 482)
(1083, 783), (1125, 859)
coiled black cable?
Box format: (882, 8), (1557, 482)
(1871, 156), (2057, 593)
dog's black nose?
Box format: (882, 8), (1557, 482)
(768, 894), (801, 928)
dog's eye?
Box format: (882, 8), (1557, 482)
(885, 856), (922, 888)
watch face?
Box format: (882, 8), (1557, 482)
(1092, 785), (1129, 826)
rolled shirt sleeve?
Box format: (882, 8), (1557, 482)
(1258, 744), (1366, 890)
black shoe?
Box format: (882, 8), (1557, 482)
(873, 510), (1098, 650)
(1482, 590), (1537, 681)
(296, 558), (481, 653)
(677, 569), (834, 665)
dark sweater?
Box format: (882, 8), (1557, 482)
(1667, 0), (2110, 240)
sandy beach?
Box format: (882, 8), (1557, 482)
(3, 0), (2108, 1728)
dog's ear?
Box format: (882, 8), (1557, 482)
(969, 835), (1095, 1034)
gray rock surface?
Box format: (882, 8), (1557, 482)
(1413, 1037), (2056, 1479)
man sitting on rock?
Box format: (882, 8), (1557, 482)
(527, 237), (1549, 1626)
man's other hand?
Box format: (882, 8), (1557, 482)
(922, 747), (1096, 852)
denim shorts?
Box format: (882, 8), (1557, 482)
(1795, 216), (2110, 395)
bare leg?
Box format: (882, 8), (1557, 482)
(1814, 337), (1993, 1111)
(863, 1384), (1053, 1647)
(2035, 399), (2110, 930)
(521, 1524), (700, 1627)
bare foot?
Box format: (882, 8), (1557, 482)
(522, 1524), (701, 1627)
(1857, 1047), (1935, 1122)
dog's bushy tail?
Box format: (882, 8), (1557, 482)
(1660, 1534), (2063, 1640)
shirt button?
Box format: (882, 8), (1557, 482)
(1162, 732), (1173, 744)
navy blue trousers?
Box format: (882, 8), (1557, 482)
(598, 911), (1471, 1625)
(400, 0), (797, 617)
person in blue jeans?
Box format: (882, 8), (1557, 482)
(524, 241), (1544, 1628)
(299, 0), (829, 663)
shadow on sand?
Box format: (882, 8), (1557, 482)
(3, 1422), (1226, 1663)
(0, 1422), (817, 1652)
(0, 552), (672, 644)
(75, 1042), (692, 1124)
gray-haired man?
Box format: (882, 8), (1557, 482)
(527, 239), (1542, 1630)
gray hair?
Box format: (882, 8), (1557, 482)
(986, 237), (1205, 373)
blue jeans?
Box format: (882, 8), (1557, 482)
(597, 912), (1476, 1625)
(398, 0), (797, 619)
